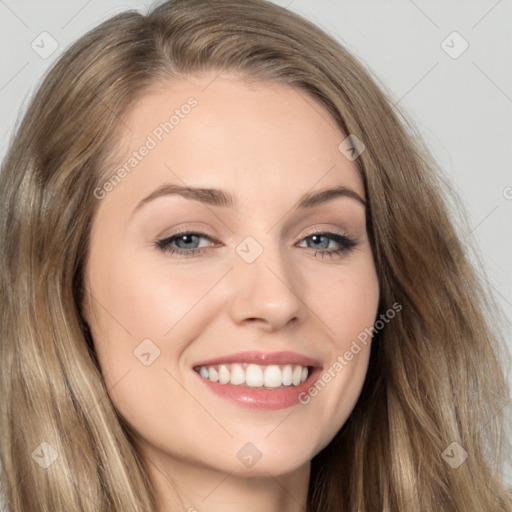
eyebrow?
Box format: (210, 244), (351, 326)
(132, 183), (366, 216)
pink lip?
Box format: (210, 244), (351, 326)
(193, 350), (321, 368)
(192, 351), (323, 411)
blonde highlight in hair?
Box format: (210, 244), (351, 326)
(0, 0), (510, 510)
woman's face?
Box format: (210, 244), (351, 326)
(83, 72), (379, 480)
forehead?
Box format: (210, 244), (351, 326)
(99, 71), (364, 211)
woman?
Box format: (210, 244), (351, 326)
(0, 0), (510, 510)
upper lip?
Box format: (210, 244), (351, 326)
(193, 350), (322, 368)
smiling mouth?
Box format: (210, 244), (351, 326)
(194, 363), (311, 388)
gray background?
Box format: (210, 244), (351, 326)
(1, 0), (511, 483)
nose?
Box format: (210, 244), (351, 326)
(227, 241), (306, 331)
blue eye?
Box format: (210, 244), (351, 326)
(155, 230), (357, 259)
(298, 233), (357, 258)
(156, 232), (216, 257)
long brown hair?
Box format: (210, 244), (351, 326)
(0, 0), (510, 510)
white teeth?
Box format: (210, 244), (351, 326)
(218, 364), (230, 384)
(208, 367), (219, 383)
(230, 363), (245, 385)
(264, 365), (283, 388)
(292, 365), (302, 386)
(282, 364), (293, 385)
(196, 363), (311, 388)
(246, 364), (264, 387)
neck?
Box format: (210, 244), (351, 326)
(147, 452), (310, 512)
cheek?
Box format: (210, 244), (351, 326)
(84, 251), (222, 451)
(85, 249), (231, 411)
(305, 251), (380, 346)
(88, 249), (226, 343)
(296, 254), (379, 449)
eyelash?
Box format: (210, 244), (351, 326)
(155, 229), (357, 260)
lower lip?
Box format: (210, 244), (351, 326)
(195, 368), (322, 410)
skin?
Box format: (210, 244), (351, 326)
(83, 71), (380, 512)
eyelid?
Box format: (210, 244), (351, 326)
(296, 225), (355, 242)
(157, 224), (218, 241)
